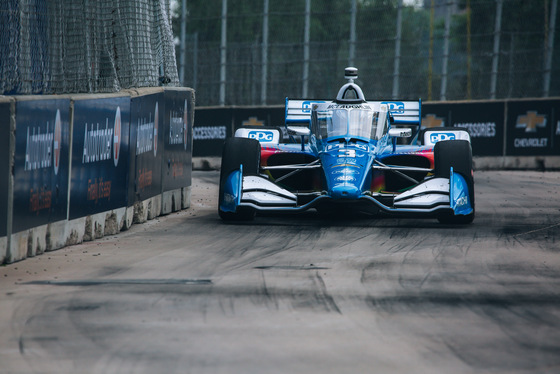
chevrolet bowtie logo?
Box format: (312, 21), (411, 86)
(516, 111), (547, 132)
(243, 117), (264, 127)
(422, 114), (444, 128)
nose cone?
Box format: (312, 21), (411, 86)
(330, 184), (361, 199)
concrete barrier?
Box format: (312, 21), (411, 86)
(0, 87), (194, 264)
(0, 97), (14, 262)
(473, 156), (560, 171)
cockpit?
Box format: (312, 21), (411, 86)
(308, 66), (390, 142)
(311, 104), (389, 141)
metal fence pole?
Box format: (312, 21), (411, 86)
(302, 0), (310, 98)
(490, 0), (503, 99)
(349, 0), (357, 67)
(392, 0), (402, 99)
(508, 33), (515, 97)
(440, 0), (452, 101)
(261, 0), (269, 105)
(466, 0), (472, 99)
(220, 0), (227, 106)
(193, 32), (198, 92)
(543, 0), (557, 97)
(428, 0), (434, 101)
(179, 0), (187, 86)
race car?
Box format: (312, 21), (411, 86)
(218, 67), (474, 224)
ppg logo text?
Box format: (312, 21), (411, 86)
(430, 133), (456, 143)
(381, 102), (405, 113)
(249, 131), (274, 142)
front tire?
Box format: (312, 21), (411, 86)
(434, 140), (475, 224)
(218, 137), (261, 221)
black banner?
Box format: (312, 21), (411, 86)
(506, 100), (560, 156)
(130, 93), (164, 202)
(0, 101), (11, 237)
(232, 107), (285, 134)
(69, 97), (130, 219)
(193, 106), (285, 157)
(162, 89), (193, 192)
(422, 102), (505, 156)
(12, 99), (71, 233)
(193, 107), (233, 157)
(194, 100), (560, 158)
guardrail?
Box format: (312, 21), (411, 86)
(1, 87), (194, 264)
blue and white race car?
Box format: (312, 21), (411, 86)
(218, 67), (474, 224)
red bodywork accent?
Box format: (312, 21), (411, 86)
(417, 149), (435, 169)
(371, 148), (435, 192)
(260, 146), (281, 166)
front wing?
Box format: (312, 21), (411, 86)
(220, 168), (473, 217)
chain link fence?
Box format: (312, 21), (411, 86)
(1, 0), (179, 95)
(176, 0), (559, 106)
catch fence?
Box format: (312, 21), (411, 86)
(176, 0), (559, 106)
(0, 0), (179, 95)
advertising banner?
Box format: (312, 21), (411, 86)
(162, 89), (193, 192)
(232, 107), (285, 133)
(233, 107), (286, 141)
(192, 107), (233, 157)
(193, 106), (285, 157)
(0, 101), (11, 237)
(505, 99), (560, 156)
(69, 96), (130, 220)
(422, 102), (505, 156)
(130, 93), (164, 203)
(12, 99), (70, 233)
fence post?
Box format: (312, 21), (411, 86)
(440, 0), (452, 101)
(193, 32), (198, 92)
(392, 0), (402, 100)
(220, 0), (227, 106)
(349, 0), (357, 68)
(543, 0), (557, 97)
(180, 0), (187, 86)
(261, 0), (269, 105)
(428, 0), (434, 101)
(466, 0), (472, 99)
(490, 0), (503, 99)
(302, 0), (310, 98)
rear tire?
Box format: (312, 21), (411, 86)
(434, 140), (475, 224)
(218, 137), (261, 221)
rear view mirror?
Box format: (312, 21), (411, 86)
(287, 126), (311, 136)
(388, 128), (412, 138)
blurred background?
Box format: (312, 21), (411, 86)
(171, 0), (560, 105)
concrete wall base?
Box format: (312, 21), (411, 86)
(133, 195), (163, 224)
(2, 193), (190, 264)
(474, 156), (560, 171)
(122, 206), (135, 231)
(46, 220), (68, 251)
(9, 226), (48, 261)
(182, 186), (191, 209)
(162, 189), (183, 215)
(0, 237), (6, 263)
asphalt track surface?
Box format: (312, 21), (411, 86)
(1, 170), (559, 374)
